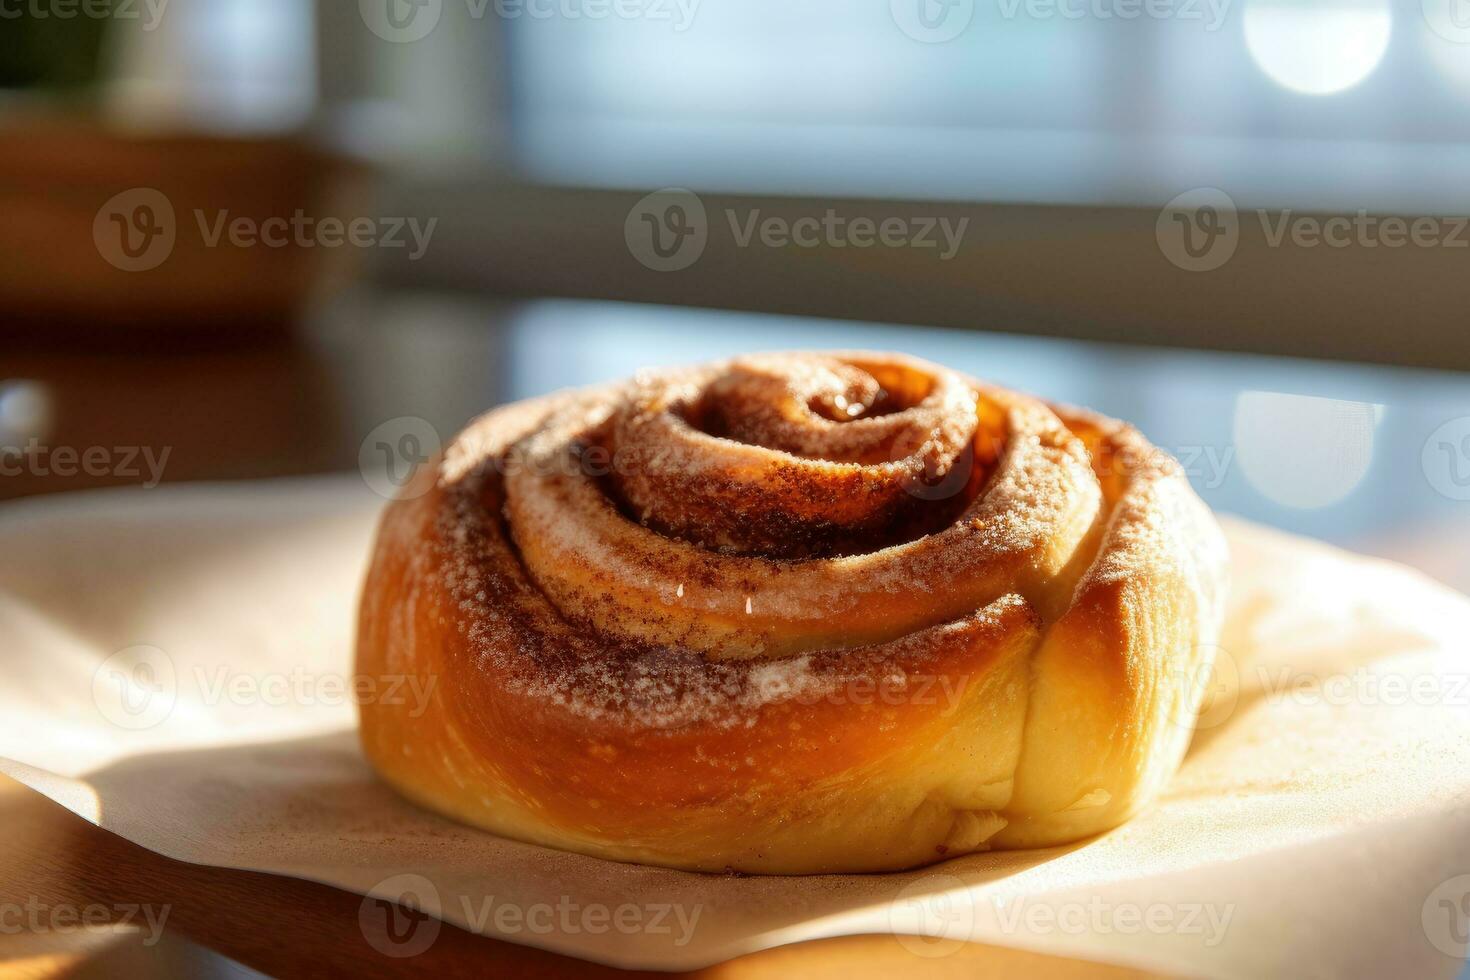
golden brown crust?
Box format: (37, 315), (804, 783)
(355, 352), (1228, 873)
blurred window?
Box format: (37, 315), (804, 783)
(506, 0), (1470, 209)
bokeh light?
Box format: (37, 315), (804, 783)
(1244, 0), (1392, 95)
(1234, 391), (1380, 508)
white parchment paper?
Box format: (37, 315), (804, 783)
(3, 477), (1469, 978)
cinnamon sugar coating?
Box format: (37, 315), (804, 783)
(356, 351), (1229, 873)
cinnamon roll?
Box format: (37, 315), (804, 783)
(356, 352), (1228, 873)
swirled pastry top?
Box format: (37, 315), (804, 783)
(358, 350), (1229, 872)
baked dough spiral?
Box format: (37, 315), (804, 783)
(356, 352), (1228, 873)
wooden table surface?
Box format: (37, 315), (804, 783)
(0, 776), (1165, 980)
